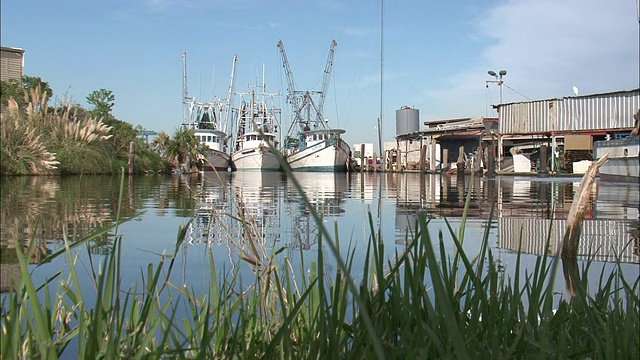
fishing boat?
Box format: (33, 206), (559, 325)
(182, 52), (237, 171)
(593, 110), (640, 182)
(594, 136), (639, 182)
(278, 39), (351, 172)
(284, 128), (351, 172)
(191, 104), (231, 171)
(230, 84), (282, 171)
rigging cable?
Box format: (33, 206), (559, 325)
(486, 83), (493, 118)
(503, 83), (532, 101)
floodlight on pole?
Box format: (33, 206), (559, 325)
(485, 69), (507, 176)
(487, 69), (507, 105)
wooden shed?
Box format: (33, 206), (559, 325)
(1, 46), (25, 81)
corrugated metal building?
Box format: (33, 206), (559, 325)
(499, 89), (640, 134)
(496, 88), (639, 173)
(1, 47), (25, 81)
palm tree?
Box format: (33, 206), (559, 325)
(151, 131), (171, 160)
(165, 127), (207, 172)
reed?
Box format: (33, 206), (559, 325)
(0, 169), (638, 359)
(1, 88), (115, 175)
(1, 98), (59, 175)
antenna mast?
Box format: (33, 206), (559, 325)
(378, 0), (384, 160)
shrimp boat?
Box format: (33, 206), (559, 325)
(230, 82), (282, 171)
(594, 136), (639, 182)
(190, 104), (231, 171)
(182, 52), (237, 171)
(278, 39), (351, 172)
(284, 128), (351, 172)
(593, 110), (640, 183)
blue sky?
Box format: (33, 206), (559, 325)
(2, 0), (638, 146)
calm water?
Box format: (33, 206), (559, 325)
(1, 172), (638, 299)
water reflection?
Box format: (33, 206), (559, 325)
(187, 171), (232, 245)
(2, 172), (638, 295)
(285, 172), (350, 250)
(384, 174), (638, 263)
(0, 174), (206, 291)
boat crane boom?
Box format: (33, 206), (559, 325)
(317, 40), (337, 123)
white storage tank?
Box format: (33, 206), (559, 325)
(396, 106), (420, 135)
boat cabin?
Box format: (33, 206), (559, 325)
(195, 129), (226, 152)
(237, 131), (278, 151)
(293, 129), (345, 150)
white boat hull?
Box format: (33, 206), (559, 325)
(203, 150), (230, 171)
(285, 139), (350, 172)
(232, 145), (281, 171)
(194, 128), (231, 171)
(594, 137), (639, 182)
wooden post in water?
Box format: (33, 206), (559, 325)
(420, 145), (426, 173)
(442, 148), (449, 173)
(486, 139), (495, 176)
(456, 145), (465, 177)
(561, 154), (609, 298)
(430, 140), (436, 173)
(382, 149), (387, 172)
(539, 145), (549, 175)
(360, 144), (365, 173)
(373, 151), (378, 172)
(128, 141), (135, 174)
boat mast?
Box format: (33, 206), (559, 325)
(224, 54), (237, 138)
(182, 51), (190, 128)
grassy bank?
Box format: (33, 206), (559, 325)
(1, 87), (169, 175)
(1, 170), (638, 359)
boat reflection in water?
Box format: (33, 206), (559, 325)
(285, 172), (349, 250)
(230, 171), (286, 246)
(191, 171), (287, 247)
(188, 171), (233, 245)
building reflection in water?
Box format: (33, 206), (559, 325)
(390, 174), (639, 264)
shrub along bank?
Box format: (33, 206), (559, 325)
(1, 78), (171, 175)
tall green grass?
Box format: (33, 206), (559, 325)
(1, 169), (638, 359)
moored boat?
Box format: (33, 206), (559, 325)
(231, 85), (282, 171)
(594, 136), (639, 182)
(284, 129), (350, 172)
(193, 126), (231, 171)
(278, 39), (351, 172)
(594, 109), (640, 182)
(182, 52), (236, 171)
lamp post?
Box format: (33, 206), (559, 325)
(486, 70), (506, 174)
(487, 70), (506, 105)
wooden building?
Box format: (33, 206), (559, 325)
(1, 46), (25, 81)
